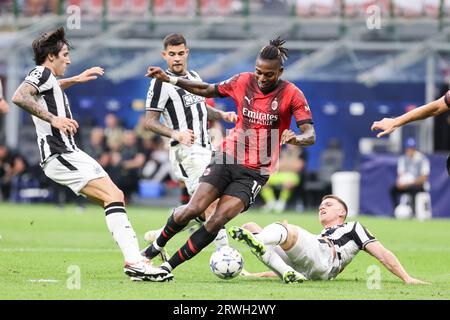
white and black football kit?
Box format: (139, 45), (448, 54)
(23, 66), (107, 195)
(145, 69), (213, 195)
(282, 221), (377, 280)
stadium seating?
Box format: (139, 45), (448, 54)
(344, 0), (390, 17)
(295, 0), (336, 17)
(3, 0), (450, 19)
(65, 0), (234, 17)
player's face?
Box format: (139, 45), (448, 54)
(162, 44), (189, 75)
(255, 58), (283, 93)
(405, 147), (415, 157)
(50, 44), (70, 77)
(318, 198), (346, 226)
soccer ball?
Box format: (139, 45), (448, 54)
(395, 204), (413, 219)
(209, 246), (244, 280)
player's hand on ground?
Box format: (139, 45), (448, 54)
(77, 67), (104, 83)
(222, 111), (237, 123)
(173, 129), (196, 146)
(50, 117), (79, 136)
(371, 118), (397, 138)
(239, 269), (252, 277)
(280, 129), (297, 145)
(404, 277), (431, 285)
(145, 66), (170, 82)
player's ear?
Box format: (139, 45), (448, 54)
(185, 48), (190, 56)
(161, 50), (167, 60)
(47, 53), (56, 62)
(278, 66), (284, 76)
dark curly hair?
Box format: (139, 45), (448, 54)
(258, 37), (289, 66)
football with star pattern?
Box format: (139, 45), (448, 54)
(209, 246), (244, 280)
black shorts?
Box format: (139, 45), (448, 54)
(199, 156), (269, 212)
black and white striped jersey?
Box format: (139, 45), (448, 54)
(24, 66), (78, 164)
(145, 69), (211, 149)
(320, 221), (377, 270)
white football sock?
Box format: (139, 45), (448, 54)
(104, 207), (141, 263)
(256, 223), (288, 246)
(213, 228), (229, 247)
(259, 245), (295, 278)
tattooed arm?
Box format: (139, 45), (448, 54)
(205, 104), (237, 123)
(12, 82), (54, 122)
(281, 123), (316, 147)
(12, 82), (79, 135)
(145, 110), (195, 146)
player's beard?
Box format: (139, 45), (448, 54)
(171, 64), (186, 75)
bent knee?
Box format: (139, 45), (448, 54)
(242, 222), (262, 234)
(280, 224), (299, 251)
(182, 204), (203, 220)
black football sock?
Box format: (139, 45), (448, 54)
(167, 225), (217, 270)
(143, 213), (187, 259)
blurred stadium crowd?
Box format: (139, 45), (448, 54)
(0, 112), (199, 205)
(0, 106), (317, 211)
(1, 1), (450, 19)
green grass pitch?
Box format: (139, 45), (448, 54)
(0, 202), (449, 300)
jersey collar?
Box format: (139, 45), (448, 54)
(166, 69), (189, 78)
(252, 76), (285, 97)
(321, 223), (347, 234)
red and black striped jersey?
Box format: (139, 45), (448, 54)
(215, 72), (313, 174)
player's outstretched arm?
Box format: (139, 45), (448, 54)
(371, 96), (449, 138)
(145, 66), (217, 98)
(59, 67), (104, 90)
(364, 241), (430, 284)
(240, 269), (277, 278)
(205, 105), (237, 123)
(281, 123), (316, 146)
(12, 82), (78, 136)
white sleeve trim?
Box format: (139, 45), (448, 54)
(23, 80), (40, 91)
(145, 107), (164, 112)
(362, 239), (378, 250)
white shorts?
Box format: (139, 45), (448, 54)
(42, 150), (108, 196)
(169, 143), (212, 196)
(284, 227), (340, 280)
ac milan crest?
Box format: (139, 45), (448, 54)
(271, 99), (278, 110)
